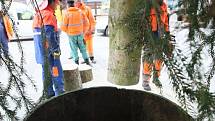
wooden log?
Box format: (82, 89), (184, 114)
(78, 64), (93, 83)
(63, 64), (82, 91)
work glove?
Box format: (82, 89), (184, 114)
(53, 51), (61, 59)
(86, 29), (95, 35)
(85, 30), (91, 35)
(52, 51), (61, 77)
(91, 29), (95, 34)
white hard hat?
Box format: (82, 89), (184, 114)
(36, 0), (59, 10)
(37, 0), (48, 10)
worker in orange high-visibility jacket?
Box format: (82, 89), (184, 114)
(61, 0), (90, 65)
(75, 0), (96, 63)
(32, 0), (64, 98)
(0, 10), (13, 60)
(142, 0), (169, 91)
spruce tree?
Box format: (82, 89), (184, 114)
(1, 0), (215, 120)
(108, 0), (215, 120)
(0, 0), (37, 120)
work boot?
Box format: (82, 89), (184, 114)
(142, 81), (151, 91)
(90, 56), (96, 64)
(153, 77), (162, 88)
(84, 59), (91, 66)
(152, 70), (162, 88)
(75, 60), (79, 65)
(142, 74), (151, 91)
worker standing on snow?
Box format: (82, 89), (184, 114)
(61, 0), (90, 65)
(32, 0), (64, 98)
(142, 0), (169, 91)
(74, 0), (96, 64)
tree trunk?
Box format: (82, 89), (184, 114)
(63, 64), (82, 91)
(79, 65), (93, 83)
(107, 0), (142, 85)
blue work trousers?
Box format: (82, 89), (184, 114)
(0, 23), (9, 57)
(42, 55), (64, 97)
(33, 28), (64, 97)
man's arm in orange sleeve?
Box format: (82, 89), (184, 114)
(60, 13), (68, 33)
(87, 7), (96, 31)
(165, 18), (169, 32)
(82, 13), (90, 34)
(5, 16), (13, 40)
(163, 3), (169, 32)
(164, 12), (169, 32)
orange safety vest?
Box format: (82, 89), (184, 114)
(3, 15), (13, 40)
(78, 3), (96, 32)
(33, 6), (58, 32)
(61, 7), (89, 36)
(150, 2), (169, 32)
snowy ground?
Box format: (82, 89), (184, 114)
(1, 15), (215, 120)
(0, 15), (179, 119)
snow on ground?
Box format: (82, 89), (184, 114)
(2, 14), (215, 119)
(1, 30), (178, 119)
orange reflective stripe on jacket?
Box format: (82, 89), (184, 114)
(61, 7), (89, 36)
(3, 15), (13, 40)
(150, 2), (169, 32)
(79, 3), (96, 32)
(33, 6), (58, 31)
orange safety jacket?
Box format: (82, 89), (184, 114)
(32, 6), (58, 32)
(150, 2), (169, 32)
(77, 3), (96, 40)
(3, 15), (13, 40)
(61, 7), (89, 36)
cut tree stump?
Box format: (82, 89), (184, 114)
(63, 64), (82, 91)
(78, 64), (93, 83)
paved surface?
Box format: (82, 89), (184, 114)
(2, 31), (178, 114)
(1, 10), (215, 120)
(1, 14), (200, 119)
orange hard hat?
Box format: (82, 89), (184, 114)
(38, 0), (59, 10)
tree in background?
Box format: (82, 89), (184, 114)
(108, 0), (215, 120)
